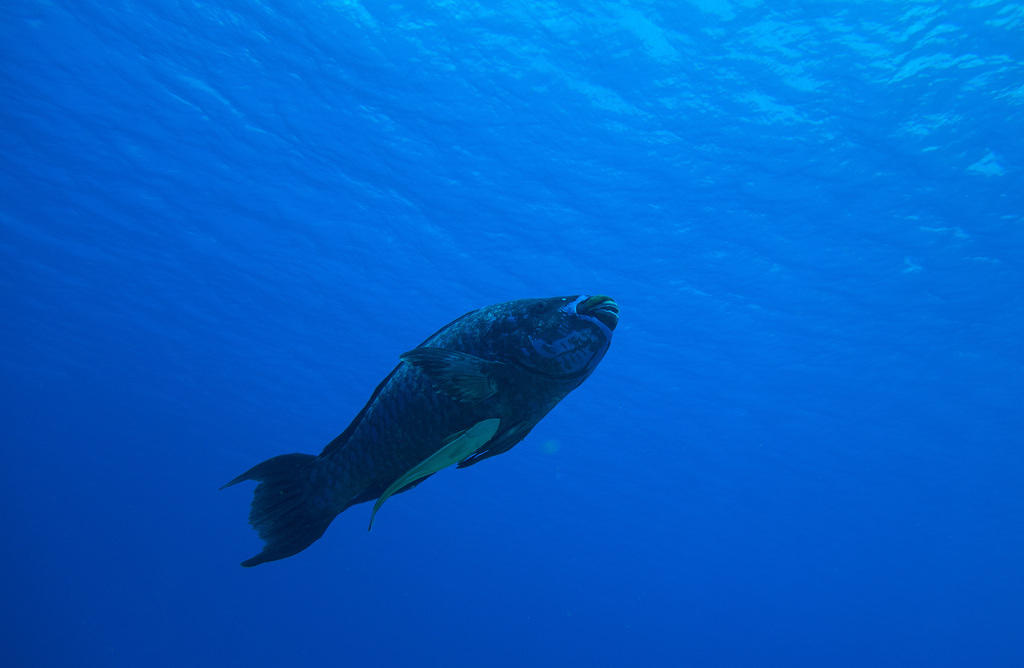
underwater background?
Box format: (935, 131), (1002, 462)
(3, 1), (1023, 666)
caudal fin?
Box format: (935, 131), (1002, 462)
(222, 453), (334, 567)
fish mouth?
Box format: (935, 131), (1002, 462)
(577, 295), (619, 331)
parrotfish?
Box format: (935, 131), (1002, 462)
(223, 295), (618, 566)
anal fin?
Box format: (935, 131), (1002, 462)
(368, 418), (500, 530)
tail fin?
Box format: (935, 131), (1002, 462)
(221, 453), (334, 567)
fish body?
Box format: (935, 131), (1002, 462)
(224, 295), (618, 566)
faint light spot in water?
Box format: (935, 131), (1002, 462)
(541, 439), (561, 455)
(967, 150), (1005, 176)
(903, 257), (923, 274)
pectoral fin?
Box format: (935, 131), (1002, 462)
(400, 348), (504, 401)
(368, 418), (501, 530)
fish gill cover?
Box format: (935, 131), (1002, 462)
(1, 1), (1022, 667)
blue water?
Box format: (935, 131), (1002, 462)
(3, 1), (1023, 666)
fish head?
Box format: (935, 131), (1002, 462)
(505, 295), (618, 378)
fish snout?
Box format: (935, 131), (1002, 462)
(577, 295), (619, 331)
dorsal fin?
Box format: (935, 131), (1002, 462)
(319, 309), (481, 458)
(319, 364), (402, 457)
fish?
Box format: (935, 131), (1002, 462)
(223, 294), (619, 566)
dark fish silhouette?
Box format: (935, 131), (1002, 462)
(223, 295), (619, 566)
